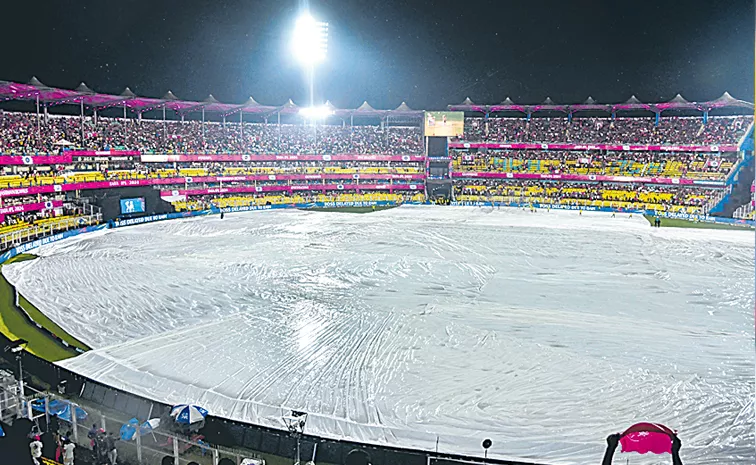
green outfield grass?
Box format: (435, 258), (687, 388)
(0, 253), (82, 361)
(303, 205), (397, 213)
(644, 215), (753, 230)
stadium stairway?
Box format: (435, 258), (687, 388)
(712, 154), (755, 217)
(711, 124), (754, 217)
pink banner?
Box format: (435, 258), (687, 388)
(0, 155), (73, 166)
(0, 200), (63, 215)
(211, 173), (424, 182)
(452, 171), (726, 186)
(67, 150), (141, 156)
(1, 151), (425, 165)
(140, 154), (425, 163)
(450, 142), (739, 153)
(162, 184), (421, 197)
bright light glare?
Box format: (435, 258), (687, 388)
(292, 14), (329, 65)
(299, 105), (334, 119)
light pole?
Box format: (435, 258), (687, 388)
(283, 410), (308, 465)
(481, 438), (492, 459)
(4, 339), (28, 416)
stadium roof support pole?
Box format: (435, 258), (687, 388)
(35, 95), (40, 143)
(202, 107), (205, 146)
(80, 100), (84, 147)
(240, 111), (243, 141)
(350, 114), (354, 152)
(123, 103), (126, 120)
(277, 111), (281, 153)
(704, 110), (709, 124)
(655, 111), (660, 127)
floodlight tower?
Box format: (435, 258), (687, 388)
(292, 12), (329, 109)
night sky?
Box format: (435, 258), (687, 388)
(1, 0), (753, 110)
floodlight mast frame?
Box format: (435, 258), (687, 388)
(283, 410), (308, 465)
(4, 339), (28, 417)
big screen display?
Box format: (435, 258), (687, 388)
(120, 197), (146, 215)
(424, 111), (464, 137)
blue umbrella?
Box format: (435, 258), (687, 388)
(0, 424), (5, 438)
(29, 399), (88, 422)
(119, 419), (139, 441)
(170, 405), (208, 425)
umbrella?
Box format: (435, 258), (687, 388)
(0, 424), (5, 438)
(29, 399), (88, 423)
(170, 405), (208, 425)
(120, 419), (139, 441)
(139, 418), (161, 436)
(619, 422), (676, 454)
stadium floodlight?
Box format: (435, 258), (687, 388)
(292, 14), (329, 66)
(299, 105), (335, 119)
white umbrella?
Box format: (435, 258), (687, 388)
(170, 404), (208, 425)
(135, 418), (161, 439)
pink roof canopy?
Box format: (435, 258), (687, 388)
(449, 92), (753, 114)
(0, 77), (424, 118)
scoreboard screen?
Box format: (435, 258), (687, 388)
(424, 111), (464, 137)
(120, 198), (145, 215)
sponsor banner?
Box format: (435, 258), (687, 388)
(0, 224), (107, 264)
(162, 183), (423, 198)
(0, 200), (63, 215)
(449, 142), (739, 153)
(140, 154), (426, 163)
(72, 156), (135, 163)
(68, 150), (140, 156)
(450, 171), (725, 186)
(0, 155), (73, 166)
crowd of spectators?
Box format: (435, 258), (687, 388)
(452, 149), (736, 179)
(462, 115), (752, 145)
(0, 108), (749, 222)
(454, 179), (715, 212)
(176, 191), (425, 211)
(2, 111), (752, 156)
(0, 111), (424, 155)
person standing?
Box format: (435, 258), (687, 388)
(87, 424), (98, 450)
(62, 438), (76, 465)
(30, 435), (43, 465)
(106, 432), (118, 465)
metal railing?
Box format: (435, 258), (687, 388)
(0, 379), (265, 465)
(0, 213), (102, 252)
(733, 202), (755, 219)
